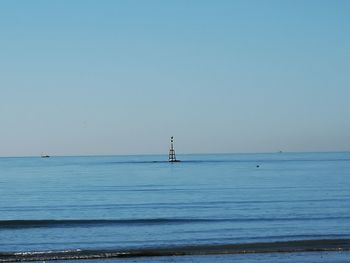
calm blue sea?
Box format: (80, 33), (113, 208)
(0, 152), (350, 261)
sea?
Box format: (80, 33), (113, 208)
(1, 152), (350, 262)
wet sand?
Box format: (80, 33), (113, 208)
(57, 251), (350, 263)
(1, 239), (350, 262)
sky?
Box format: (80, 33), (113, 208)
(1, 0), (350, 156)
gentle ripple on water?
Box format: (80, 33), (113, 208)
(0, 152), (350, 260)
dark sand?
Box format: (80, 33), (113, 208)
(1, 239), (350, 262)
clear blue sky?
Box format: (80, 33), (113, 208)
(1, 0), (350, 156)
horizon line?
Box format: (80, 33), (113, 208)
(1, 150), (350, 158)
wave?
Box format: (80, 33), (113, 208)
(0, 218), (209, 229)
(1, 216), (350, 229)
(1, 197), (349, 212)
(1, 239), (349, 262)
(106, 157), (350, 164)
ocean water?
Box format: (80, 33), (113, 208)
(0, 152), (350, 261)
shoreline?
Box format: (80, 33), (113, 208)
(1, 239), (350, 262)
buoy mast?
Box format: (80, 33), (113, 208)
(168, 136), (177, 162)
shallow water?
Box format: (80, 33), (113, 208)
(0, 152), (350, 261)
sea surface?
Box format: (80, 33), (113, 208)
(0, 152), (350, 262)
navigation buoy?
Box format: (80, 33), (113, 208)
(168, 136), (179, 162)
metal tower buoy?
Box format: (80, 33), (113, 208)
(168, 136), (179, 162)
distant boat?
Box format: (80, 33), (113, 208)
(41, 154), (50, 158)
